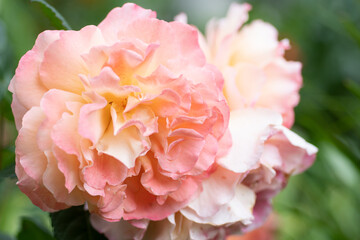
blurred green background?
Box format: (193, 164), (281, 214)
(0, 0), (359, 239)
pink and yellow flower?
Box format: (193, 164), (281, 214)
(10, 2), (317, 240)
(103, 3), (315, 239)
(10, 3), (230, 222)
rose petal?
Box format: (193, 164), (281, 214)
(40, 26), (105, 93)
(11, 31), (61, 110)
(217, 108), (282, 173)
(182, 184), (255, 226)
(98, 3), (156, 43)
(83, 154), (128, 190)
(96, 123), (150, 169)
(184, 166), (240, 218)
(91, 214), (149, 240)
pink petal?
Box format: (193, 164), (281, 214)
(42, 151), (85, 206)
(53, 146), (82, 193)
(83, 154), (128, 190)
(167, 21), (206, 71)
(40, 89), (84, 123)
(11, 31), (61, 110)
(15, 108), (82, 211)
(146, 89), (182, 117)
(123, 18), (204, 73)
(93, 185), (127, 221)
(91, 214), (149, 240)
(112, 104), (158, 138)
(51, 103), (83, 158)
(206, 3), (251, 51)
(96, 123), (150, 169)
(217, 108), (283, 173)
(16, 107), (47, 182)
(230, 20), (280, 66)
(258, 58), (302, 128)
(123, 175), (193, 221)
(159, 136), (205, 174)
(98, 3), (156, 43)
(190, 134), (219, 174)
(184, 166), (240, 218)
(174, 13), (187, 24)
(168, 177), (200, 203)
(216, 128), (232, 159)
(181, 184), (255, 226)
(10, 94), (28, 130)
(141, 154), (181, 196)
(270, 126), (318, 174)
(16, 160), (69, 212)
(78, 92), (109, 145)
(224, 63), (266, 110)
(39, 26), (105, 94)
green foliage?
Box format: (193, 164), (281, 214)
(0, 233), (14, 240)
(0, 178), (52, 236)
(0, 164), (15, 180)
(17, 218), (54, 240)
(0, 17), (16, 169)
(50, 206), (107, 240)
(30, 0), (72, 30)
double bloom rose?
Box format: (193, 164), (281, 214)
(9, 3), (317, 240)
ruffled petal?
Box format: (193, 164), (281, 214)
(98, 3), (156, 43)
(184, 166), (241, 218)
(91, 214), (149, 240)
(181, 184), (255, 226)
(11, 31), (61, 110)
(230, 20), (281, 66)
(217, 108), (282, 173)
(83, 154), (128, 190)
(96, 123), (150, 169)
(40, 26), (105, 93)
(16, 107), (47, 182)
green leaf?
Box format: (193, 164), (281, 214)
(0, 164), (15, 180)
(50, 206), (107, 240)
(344, 79), (360, 100)
(30, 0), (71, 30)
(341, 16), (360, 49)
(0, 232), (15, 240)
(17, 218), (54, 240)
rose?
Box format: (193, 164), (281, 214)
(159, 3), (315, 238)
(10, 3), (230, 222)
(198, 3), (301, 128)
(11, 2), (317, 239)
(89, 3), (317, 239)
(164, 3), (315, 238)
(200, 3), (316, 233)
(128, 109), (316, 240)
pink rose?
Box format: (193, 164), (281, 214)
(203, 3), (315, 233)
(135, 109), (316, 240)
(90, 112), (316, 240)
(200, 3), (301, 128)
(9, 3), (230, 222)
(104, 3), (316, 239)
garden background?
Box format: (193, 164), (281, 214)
(0, 0), (359, 239)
